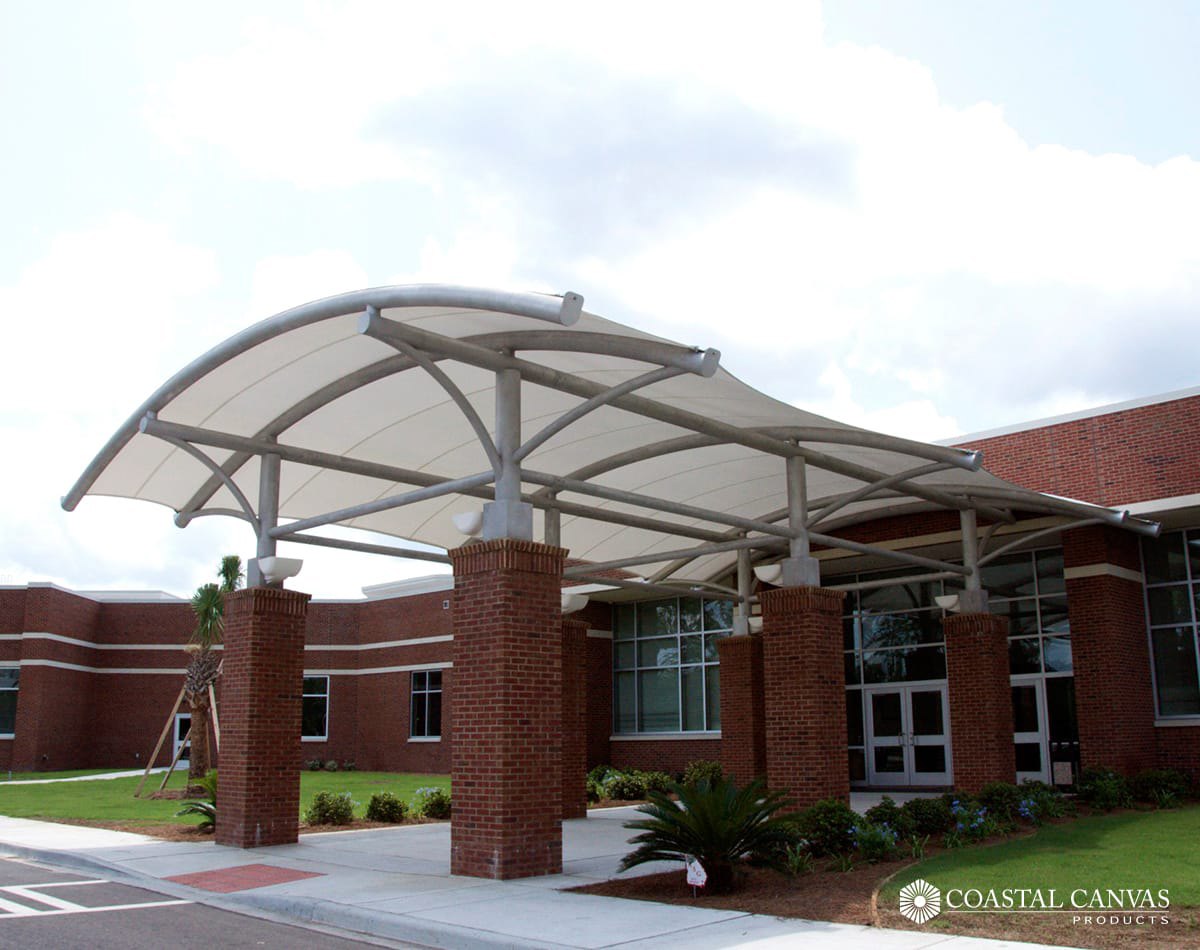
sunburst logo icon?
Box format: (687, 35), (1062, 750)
(898, 879), (942, 923)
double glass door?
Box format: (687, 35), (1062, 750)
(865, 685), (952, 786)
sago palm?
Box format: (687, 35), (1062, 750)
(619, 777), (795, 893)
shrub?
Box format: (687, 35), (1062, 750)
(851, 820), (899, 863)
(1130, 768), (1189, 807)
(366, 791), (408, 823)
(1077, 767), (1132, 811)
(793, 798), (860, 856)
(682, 760), (724, 788)
(197, 768), (218, 804)
(977, 782), (1022, 824)
(413, 786), (452, 819)
(306, 759), (323, 771)
(1016, 780), (1070, 825)
(177, 768), (218, 831)
(620, 777), (796, 893)
(901, 796), (953, 837)
(605, 771), (647, 800)
(305, 790), (355, 825)
(342, 761), (357, 772)
(949, 798), (998, 842)
(864, 796), (915, 839)
(784, 843), (813, 876)
(639, 770), (673, 795)
(324, 760), (339, 772)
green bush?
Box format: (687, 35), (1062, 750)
(948, 797), (1000, 843)
(900, 796), (953, 837)
(639, 770), (672, 795)
(413, 786), (452, 819)
(305, 790), (355, 825)
(176, 799), (216, 831)
(342, 761), (357, 772)
(365, 791), (408, 823)
(682, 760), (724, 788)
(1130, 768), (1189, 807)
(1077, 767), (1132, 811)
(305, 759), (323, 771)
(1016, 780), (1070, 825)
(197, 768), (218, 804)
(605, 771), (647, 800)
(864, 796), (915, 839)
(977, 781), (1022, 824)
(793, 798), (860, 856)
(851, 820), (899, 863)
(324, 759), (339, 772)
(620, 777), (795, 893)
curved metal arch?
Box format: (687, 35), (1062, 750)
(141, 425), (261, 533)
(175, 507), (257, 528)
(63, 284), (582, 511)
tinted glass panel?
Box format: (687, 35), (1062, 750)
(638, 669), (680, 732)
(427, 670), (442, 690)
(874, 747), (905, 772)
(860, 580), (935, 613)
(991, 598), (1040, 636)
(913, 746), (946, 773)
(0, 669), (18, 690)
(614, 604), (636, 640)
(614, 671), (636, 732)
(871, 691), (902, 737)
(302, 696), (327, 738)
(680, 635), (703, 664)
(1035, 550), (1066, 594)
(981, 554), (1035, 598)
(843, 616), (858, 651)
(844, 651), (861, 685)
(681, 666), (705, 731)
(1151, 627), (1200, 716)
(615, 641), (636, 669)
(1143, 534), (1188, 585)
(1009, 637), (1042, 674)
(703, 633), (722, 661)
(1012, 684), (1040, 732)
(0, 693), (14, 734)
(427, 691), (442, 736)
(703, 599), (733, 631)
(910, 689), (944, 736)
(1045, 677), (1079, 744)
(846, 691), (864, 746)
(1043, 636), (1073, 673)
(679, 597), (703, 632)
(863, 646), (946, 683)
(1015, 742), (1042, 772)
(411, 689), (426, 737)
(1038, 596), (1070, 634)
(302, 676), (328, 696)
(638, 637), (678, 668)
(861, 612), (941, 649)
(849, 748), (866, 782)
(705, 665), (721, 729)
(1149, 586), (1193, 626)
(638, 600), (677, 637)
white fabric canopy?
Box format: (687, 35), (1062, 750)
(65, 285), (1153, 586)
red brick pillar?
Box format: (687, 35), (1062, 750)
(716, 633), (765, 786)
(945, 612), (1013, 793)
(449, 540), (566, 879)
(1063, 526), (1155, 775)
(760, 586), (848, 806)
(562, 617), (589, 819)
(216, 587), (310, 849)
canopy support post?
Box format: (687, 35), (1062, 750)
(733, 547), (753, 635)
(780, 454), (820, 587)
(248, 451), (280, 588)
(958, 508), (988, 613)
(483, 368), (533, 540)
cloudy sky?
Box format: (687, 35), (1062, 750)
(3, 1), (1198, 599)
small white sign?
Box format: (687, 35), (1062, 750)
(686, 856), (707, 888)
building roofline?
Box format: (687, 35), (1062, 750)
(941, 384), (1200, 445)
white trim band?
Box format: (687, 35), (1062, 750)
(1063, 563), (1144, 584)
(305, 661), (453, 677)
(304, 635), (452, 652)
(19, 659), (186, 675)
(610, 732), (721, 741)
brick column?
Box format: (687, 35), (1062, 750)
(449, 539), (566, 879)
(216, 587), (310, 849)
(1063, 526), (1155, 775)
(944, 612), (1014, 793)
(716, 633), (766, 786)
(760, 586), (848, 806)
(561, 617), (589, 819)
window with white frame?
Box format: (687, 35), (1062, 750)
(0, 668), (17, 736)
(410, 670), (442, 738)
(612, 597), (731, 734)
(301, 675), (329, 740)
(1141, 529), (1200, 718)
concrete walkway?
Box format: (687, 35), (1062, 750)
(0, 805), (1060, 949)
(0, 768), (166, 785)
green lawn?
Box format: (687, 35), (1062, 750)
(0, 768), (130, 781)
(883, 806), (1200, 907)
(0, 770), (450, 828)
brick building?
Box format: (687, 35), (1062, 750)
(6, 386), (1199, 794)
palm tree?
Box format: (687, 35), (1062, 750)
(184, 556), (242, 790)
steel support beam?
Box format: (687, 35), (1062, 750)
(249, 451), (281, 587)
(274, 531), (451, 564)
(561, 535), (784, 578)
(484, 367), (533, 539)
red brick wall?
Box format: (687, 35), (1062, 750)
(954, 394), (1200, 507)
(1064, 527), (1157, 775)
(216, 587), (310, 849)
(944, 612), (1014, 792)
(760, 585), (848, 807)
(717, 634), (766, 786)
(1156, 727), (1200, 782)
(449, 540), (566, 879)
(608, 738), (722, 776)
(562, 618), (588, 818)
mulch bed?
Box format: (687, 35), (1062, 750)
(51, 816), (447, 842)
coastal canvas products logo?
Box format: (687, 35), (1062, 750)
(898, 879), (942, 923)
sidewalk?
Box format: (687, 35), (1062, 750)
(0, 807), (1055, 949)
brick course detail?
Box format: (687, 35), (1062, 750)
(944, 612), (1014, 792)
(717, 634), (766, 786)
(561, 618), (589, 819)
(216, 586), (311, 849)
(760, 586), (848, 807)
(449, 539), (567, 879)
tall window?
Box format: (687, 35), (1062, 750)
(612, 597), (731, 734)
(301, 675), (329, 740)
(1142, 529), (1200, 718)
(411, 670), (443, 738)
(0, 668), (17, 736)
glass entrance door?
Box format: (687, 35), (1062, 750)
(1012, 679), (1048, 783)
(865, 685), (952, 786)
(174, 713), (191, 768)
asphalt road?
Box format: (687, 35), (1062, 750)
(0, 855), (423, 949)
